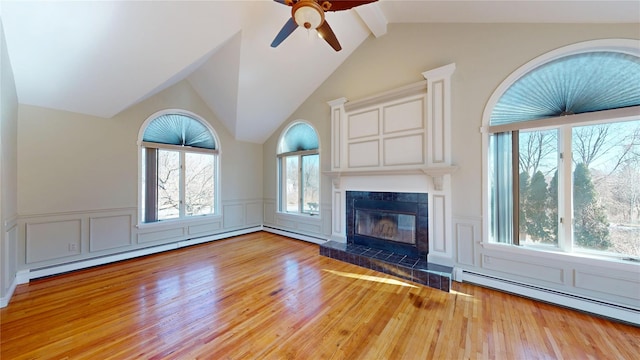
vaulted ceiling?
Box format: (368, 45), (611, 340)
(1, 1), (638, 143)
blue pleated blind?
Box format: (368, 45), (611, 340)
(491, 52), (640, 126)
(279, 123), (319, 153)
(143, 114), (216, 150)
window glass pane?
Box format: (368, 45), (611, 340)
(489, 132), (514, 244)
(572, 121), (640, 257)
(285, 156), (299, 212)
(141, 149), (146, 220)
(518, 129), (559, 247)
(185, 153), (214, 216)
(302, 154), (319, 214)
(157, 150), (180, 220)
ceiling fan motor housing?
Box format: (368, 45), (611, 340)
(292, 0), (325, 29)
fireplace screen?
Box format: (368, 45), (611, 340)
(355, 209), (416, 245)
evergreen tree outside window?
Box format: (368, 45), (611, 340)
(139, 111), (219, 223)
(486, 42), (640, 259)
(277, 122), (320, 216)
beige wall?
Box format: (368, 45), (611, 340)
(18, 80), (262, 215)
(1, 16), (19, 302)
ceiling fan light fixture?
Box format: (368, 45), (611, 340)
(293, 1), (324, 29)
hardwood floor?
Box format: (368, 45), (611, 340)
(1, 232), (638, 359)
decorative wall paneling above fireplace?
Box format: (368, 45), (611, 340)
(326, 64), (457, 266)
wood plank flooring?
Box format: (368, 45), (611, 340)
(1, 232), (638, 359)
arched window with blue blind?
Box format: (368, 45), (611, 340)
(484, 39), (640, 261)
(139, 111), (219, 223)
(277, 121), (320, 215)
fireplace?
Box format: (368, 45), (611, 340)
(347, 191), (428, 259)
(320, 190), (451, 292)
(321, 68), (456, 292)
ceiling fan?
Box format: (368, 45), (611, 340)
(271, 0), (378, 52)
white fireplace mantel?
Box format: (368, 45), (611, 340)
(324, 165), (457, 191)
(327, 63), (456, 266)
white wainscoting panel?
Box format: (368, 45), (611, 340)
(455, 221), (477, 267)
(383, 98), (424, 134)
(188, 221), (221, 236)
(298, 222), (322, 234)
(277, 218), (296, 229)
(26, 219), (81, 263)
(333, 109), (342, 169)
(223, 204), (245, 228)
(89, 215), (132, 252)
(138, 227), (184, 244)
(431, 80), (445, 164)
(322, 205), (332, 236)
(482, 254), (565, 285)
(333, 191), (342, 235)
(431, 195), (446, 253)
(383, 134), (424, 166)
(272, 212), (326, 241)
(348, 140), (380, 168)
(348, 109), (379, 139)
(574, 269), (640, 300)
(246, 202), (263, 226)
(263, 200), (276, 224)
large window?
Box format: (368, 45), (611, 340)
(277, 122), (320, 215)
(140, 112), (218, 223)
(487, 47), (640, 260)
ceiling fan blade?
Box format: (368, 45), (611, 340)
(325, 0), (378, 12)
(317, 20), (341, 52)
(273, 0), (289, 5)
(271, 17), (299, 48)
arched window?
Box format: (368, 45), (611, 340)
(140, 111), (219, 223)
(277, 121), (320, 215)
(484, 40), (640, 259)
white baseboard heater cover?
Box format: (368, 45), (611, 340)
(461, 270), (639, 326)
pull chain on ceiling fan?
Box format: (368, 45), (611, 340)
(271, 0), (378, 52)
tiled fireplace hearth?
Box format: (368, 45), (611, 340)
(320, 241), (452, 292)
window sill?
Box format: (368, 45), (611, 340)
(277, 212), (322, 221)
(481, 241), (639, 272)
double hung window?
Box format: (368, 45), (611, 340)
(488, 50), (640, 259)
(140, 112), (219, 223)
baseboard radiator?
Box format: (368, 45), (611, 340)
(22, 226), (263, 282)
(461, 270), (639, 326)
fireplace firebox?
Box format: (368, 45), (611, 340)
(347, 191), (428, 259)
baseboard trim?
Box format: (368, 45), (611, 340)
(25, 226), (263, 281)
(0, 275), (19, 308)
(462, 270), (640, 326)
